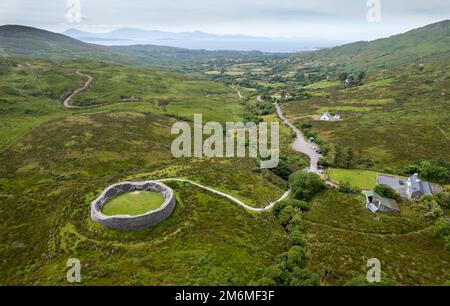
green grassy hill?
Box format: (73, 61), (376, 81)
(297, 20), (450, 70)
(0, 25), (138, 64)
(0, 25), (268, 71)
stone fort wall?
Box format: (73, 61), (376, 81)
(91, 181), (175, 231)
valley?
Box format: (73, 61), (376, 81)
(0, 20), (449, 286)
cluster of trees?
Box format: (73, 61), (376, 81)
(404, 160), (450, 184)
(270, 159), (294, 181)
(251, 171), (327, 286)
(253, 100), (275, 115)
(333, 146), (354, 169)
(293, 71), (326, 83)
(338, 71), (366, 86)
(295, 121), (356, 170)
(433, 217), (450, 251)
(289, 171), (326, 201)
(411, 194), (448, 220)
(243, 104), (262, 123)
(411, 192), (450, 250)
(250, 198), (319, 286)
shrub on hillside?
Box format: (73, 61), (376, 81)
(405, 160), (450, 184)
(338, 181), (362, 194)
(283, 199), (310, 211)
(289, 171), (325, 201)
(277, 205), (297, 227)
(435, 192), (450, 209)
(433, 218), (450, 251)
(270, 159), (293, 180)
(374, 184), (401, 201)
(411, 196), (444, 220)
(289, 229), (306, 247)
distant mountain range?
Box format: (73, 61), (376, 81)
(0, 20), (449, 70)
(62, 28), (341, 52)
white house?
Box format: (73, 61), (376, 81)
(320, 112), (341, 121)
(321, 112), (333, 121)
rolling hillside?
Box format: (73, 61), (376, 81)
(0, 25), (137, 64)
(295, 20), (450, 69)
(0, 25), (268, 70)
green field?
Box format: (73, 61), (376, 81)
(102, 191), (165, 216)
(327, 168), (379, 189)
(304, 81), (340, 89)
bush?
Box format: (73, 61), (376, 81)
(435, 193), (450, 209)
(270, 159), (293, 180)
(338, 181), (362, 194)
(283, 199), (310, 211)
(433, 218), (450, 251)
(289, 171), (325, 201)
(277, 205), (297, 227)
(411, 196), (444, 220)
(433, 218), (450, 237)
(287, 213), (306, 233)
(289, 267), (320, 286)
(278, 246), (307, 269)
(289, 229), (306, 247)
(374, 184), (401, 201)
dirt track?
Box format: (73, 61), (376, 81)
(63, 71), (94, 109)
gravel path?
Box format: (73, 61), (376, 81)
(158, 178), (290, 212)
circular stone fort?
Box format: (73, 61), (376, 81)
(91, 181), (175, 231)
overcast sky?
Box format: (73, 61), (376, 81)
(0, 0), (449, 41)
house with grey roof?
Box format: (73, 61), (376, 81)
(406, 173), (434, 199)
(363, 190), (400, 214)
(376, 173), (435, 200)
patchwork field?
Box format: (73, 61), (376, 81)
(282, 61), (450, 172)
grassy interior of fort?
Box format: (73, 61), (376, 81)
(102, 191), (166, 216)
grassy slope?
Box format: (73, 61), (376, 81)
(0, 110), (288, 285)
(304, 189), (450, 285)
(296, 20), (450, 70)
(283, 60), (450, 172)
(102, 191), (165, 216)
(0, 59), (244, 152)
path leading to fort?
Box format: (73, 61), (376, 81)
(157, 178), (291, 212)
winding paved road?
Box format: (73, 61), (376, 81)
(257, 95), (322, 173)
(274, 102), (322, 173)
